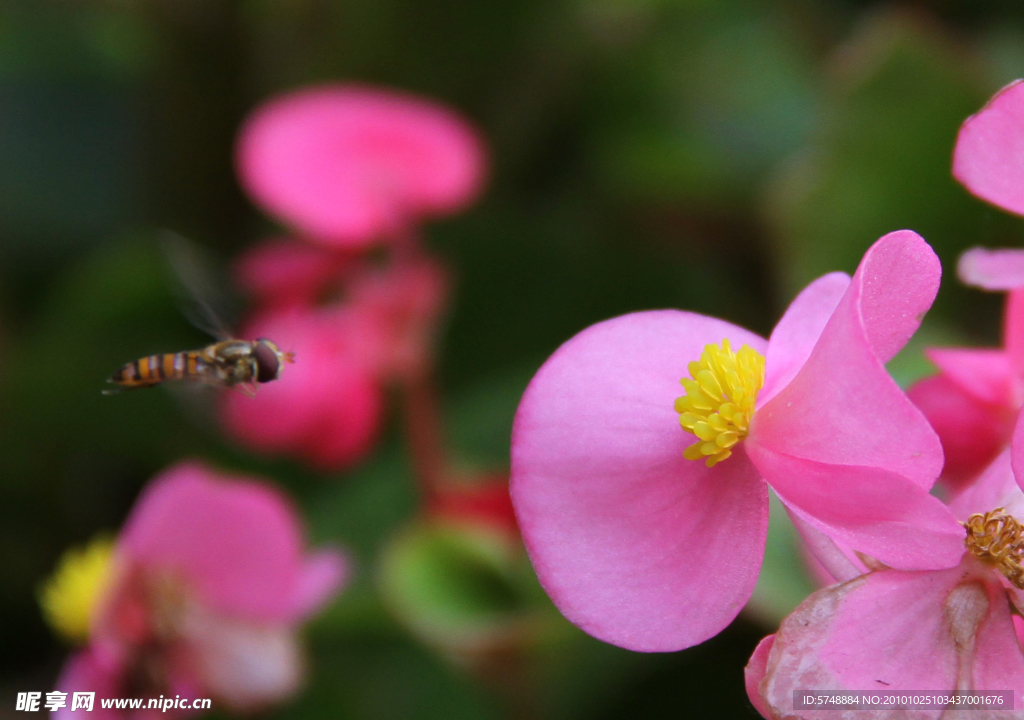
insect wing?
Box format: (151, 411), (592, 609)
(160, 231), (239, 342)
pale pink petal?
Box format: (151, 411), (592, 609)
(53, 650), (121, 720)
(907, 374), (1012, 489)
(1011, 411), (1024, 497)
(1005, 288), (1024, 378)
(120, 462), (307, 620)
(179, 605), (302, 712)
(853, 229), (942, 363)
(948, 449), (1024, 521)
(288, 548), (351, 620)
(958, 246), (1024, 290)
(953, 80), (1024, 218)
(744, 634), (774, 720)
(786, 510), (864, 583)
(747, 442), (964, 570)
(925, 347), (1015, 407)
(511, 310), (769, 651)
(237, 85), (486, 246)
(752, 232), (943, 490)
(761, 272), (850, 405)
(759, 560), (1022, 719)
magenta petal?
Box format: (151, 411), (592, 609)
(925, 347), (1014, 407)
(744, 634), (774, 720)
(511, 311), (769, 651)
(953, 80), (1024, 217)
(759, 562), (1022, 719)
(907, 374), (1011, 489)
(120, 462), (308, 620)
(752, 232), (943, 490)
(747, 442), (963, 570)
(761, 272), (850, 405)
(288, 548), (351, 620)
(53, 650), (121, 720)
(958, 246), (1024, 291)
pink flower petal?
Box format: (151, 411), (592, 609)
(288, 548), (351, 621)
(120, 462), (310, 621)
(761, 272), (850, 406)
(948, 449), (1024, 521)
(925, 347), (1015, 407)
(747, 442), (964, 570)
(958, 247), (1024, 291)
(237, 85), (486, 246)
(745, 634), (774, 720)
(953, 80), (1024, 218)
(785, 509), (865, 583)
(511, 311), (769, 651)
(752, 231), (943, 490)
(759, 560), (1024, 719)
(852, 229), (942, 364)
(907, 373), (1012, 491)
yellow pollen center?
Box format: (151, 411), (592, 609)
(675, 339), (765, 468)
(963, 508), (1024, 589)
(39, 536), (115, 644)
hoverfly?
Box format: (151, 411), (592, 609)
(106, 337), (293, 397)
(104, 233), (294, 397)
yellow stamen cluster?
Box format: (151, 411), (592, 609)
(675, 339), (765, 468)
(963, 508), (1024, 589)
(39, 536), (115, 644)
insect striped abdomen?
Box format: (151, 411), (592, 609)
(111, 352), (199, 388)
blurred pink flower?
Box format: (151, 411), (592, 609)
(746, 450), (1024, 719)
(510, 230), (962, 652)
(223, 243), (448, 469)
(54, 461), (349, 718)
(908, 247), (1024, 489)
(237, 84), (486, 248)
(220, 305), (384, 470)
(233, 239), (356, 309)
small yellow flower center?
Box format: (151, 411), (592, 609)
(675, 339), (765, 468)
(963, 508), (1024, 589)
(39, 536), (115, 644)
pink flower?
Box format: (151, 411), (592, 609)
(510, 230), (964, 652)
(54, 461), (348, 717)
(223, 243), (447, 469)
(907, 247), (1024, 488)
(745, 449), (1024, 719)
(237, 85), (486, 248)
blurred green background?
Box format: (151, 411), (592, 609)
(2, 0), (1024, 718)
